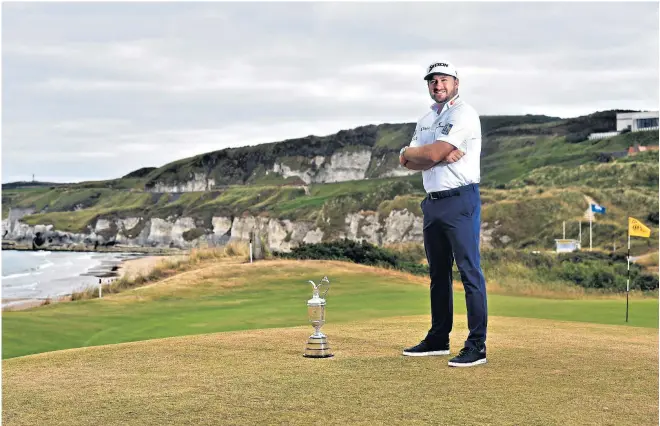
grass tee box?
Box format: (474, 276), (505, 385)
(2, 316), (657, 425)
(2, 260), (657, 359)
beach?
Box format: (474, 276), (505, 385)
(1, 251), (185, 311)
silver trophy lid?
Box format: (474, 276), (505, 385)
(307, 294), (326, 306)
(307, 277), (330, 306)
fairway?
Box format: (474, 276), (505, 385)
(3, 259), (658, 359)
(3, 316), (657, 425)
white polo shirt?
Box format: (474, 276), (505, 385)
(409, 95), (482, 192)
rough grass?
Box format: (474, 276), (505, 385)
(11, 187), (62, 212)
(70, 242), (250, 301)
(480, 187), (659, 251)
(510, 151), (658, 188)
(378, 194), (422, 217)
(68, 177), (145, 190)
(374, 125), (412, 150)
(636, 251), (659, 274)
(2, 315), (657, 426)
(482, 130), (659, 185)
(19, 190), (153, 233)
(20, 210), (101, 233)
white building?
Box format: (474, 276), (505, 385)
(555, 239), (581, 253)
(616, 111), (659, 132)
(588, 111), (659, 140)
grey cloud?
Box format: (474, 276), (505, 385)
(2, 2), (658, 183)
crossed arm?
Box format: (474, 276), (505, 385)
(400, 140), (464, 170)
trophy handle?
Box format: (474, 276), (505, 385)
(308, 280), (320, 297)
(319, 276), (330, 298)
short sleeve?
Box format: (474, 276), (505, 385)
(433, 111), (472, 150)
(409, 123), (420, 147)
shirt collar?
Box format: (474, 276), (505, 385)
(431, 94), (460, 115)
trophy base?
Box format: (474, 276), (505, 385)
(303, 335), (334, 358)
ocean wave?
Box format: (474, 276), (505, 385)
(3, 279), (40, 292)
(2, 272), (32, 280)
(6, 282), (39, 290)
(38, 261), (55, 270)
(31, 251), (52, 257)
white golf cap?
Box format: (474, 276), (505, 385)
(424, 61), (458, 80)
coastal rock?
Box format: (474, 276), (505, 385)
(480, 222), (495, 250)
(2, 208), (35, 240)
(345, 211), (382, 245)
(303, 228), (324, 244)
(315, 150), (372, 183)
(381, 167), (419, 178)
(207, 216), (232, 246)
(171, 217), (197, 246)
(147, 218), (174, 246)
(95, 219), (113, 233)
(212, 217), (232, 237)
(151, 173), (215, 193)
(272, 149), (372, 185)
(118, 217), (141, 232)
(115, 219), (151, 246)
(3, 205), (502, 252)
(229, 216), (316, 252)
(267, 219), (289, 252)
(230, 216), (267, 241)
(273, 163), (314, 185)
(383, 209), (423, 244)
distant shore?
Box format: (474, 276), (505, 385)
(2, 251), (187, 312)
(2, 241), (183, 255)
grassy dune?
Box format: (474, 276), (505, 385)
(482, 130), (658, 184)
(3, 259), (657, 359)
(510, 151), (659, 188)
(3, 316), (657, 425)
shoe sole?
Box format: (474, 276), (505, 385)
(448, 358), (488, 367)
(402, 350), (450, 357)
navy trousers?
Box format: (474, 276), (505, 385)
(421, 183), (488, 350)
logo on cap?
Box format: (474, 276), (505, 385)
(428, 63), (449, 72)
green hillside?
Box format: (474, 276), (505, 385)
(483, 130), (657, 184)
(3, 110), (658, 254)
(138, 115), (558, 189)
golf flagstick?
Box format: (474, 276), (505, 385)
(626, 234), (630, 323)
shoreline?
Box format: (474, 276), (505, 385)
(1, 251), (186, 312)
(2, 242), (184, 255)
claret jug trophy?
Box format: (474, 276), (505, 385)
(303, 276), (333, 358)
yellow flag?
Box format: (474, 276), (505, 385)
(629, 217), (651, 238)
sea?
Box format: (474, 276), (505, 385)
(1, 250), (142, 307)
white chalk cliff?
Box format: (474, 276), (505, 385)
(2, 207), (497, 252)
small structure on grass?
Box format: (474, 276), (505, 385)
(555, 239), (581, 253)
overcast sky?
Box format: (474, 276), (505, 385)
(2, 2), (658, 183)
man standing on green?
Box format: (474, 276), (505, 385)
(399, 61), (488, 367)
